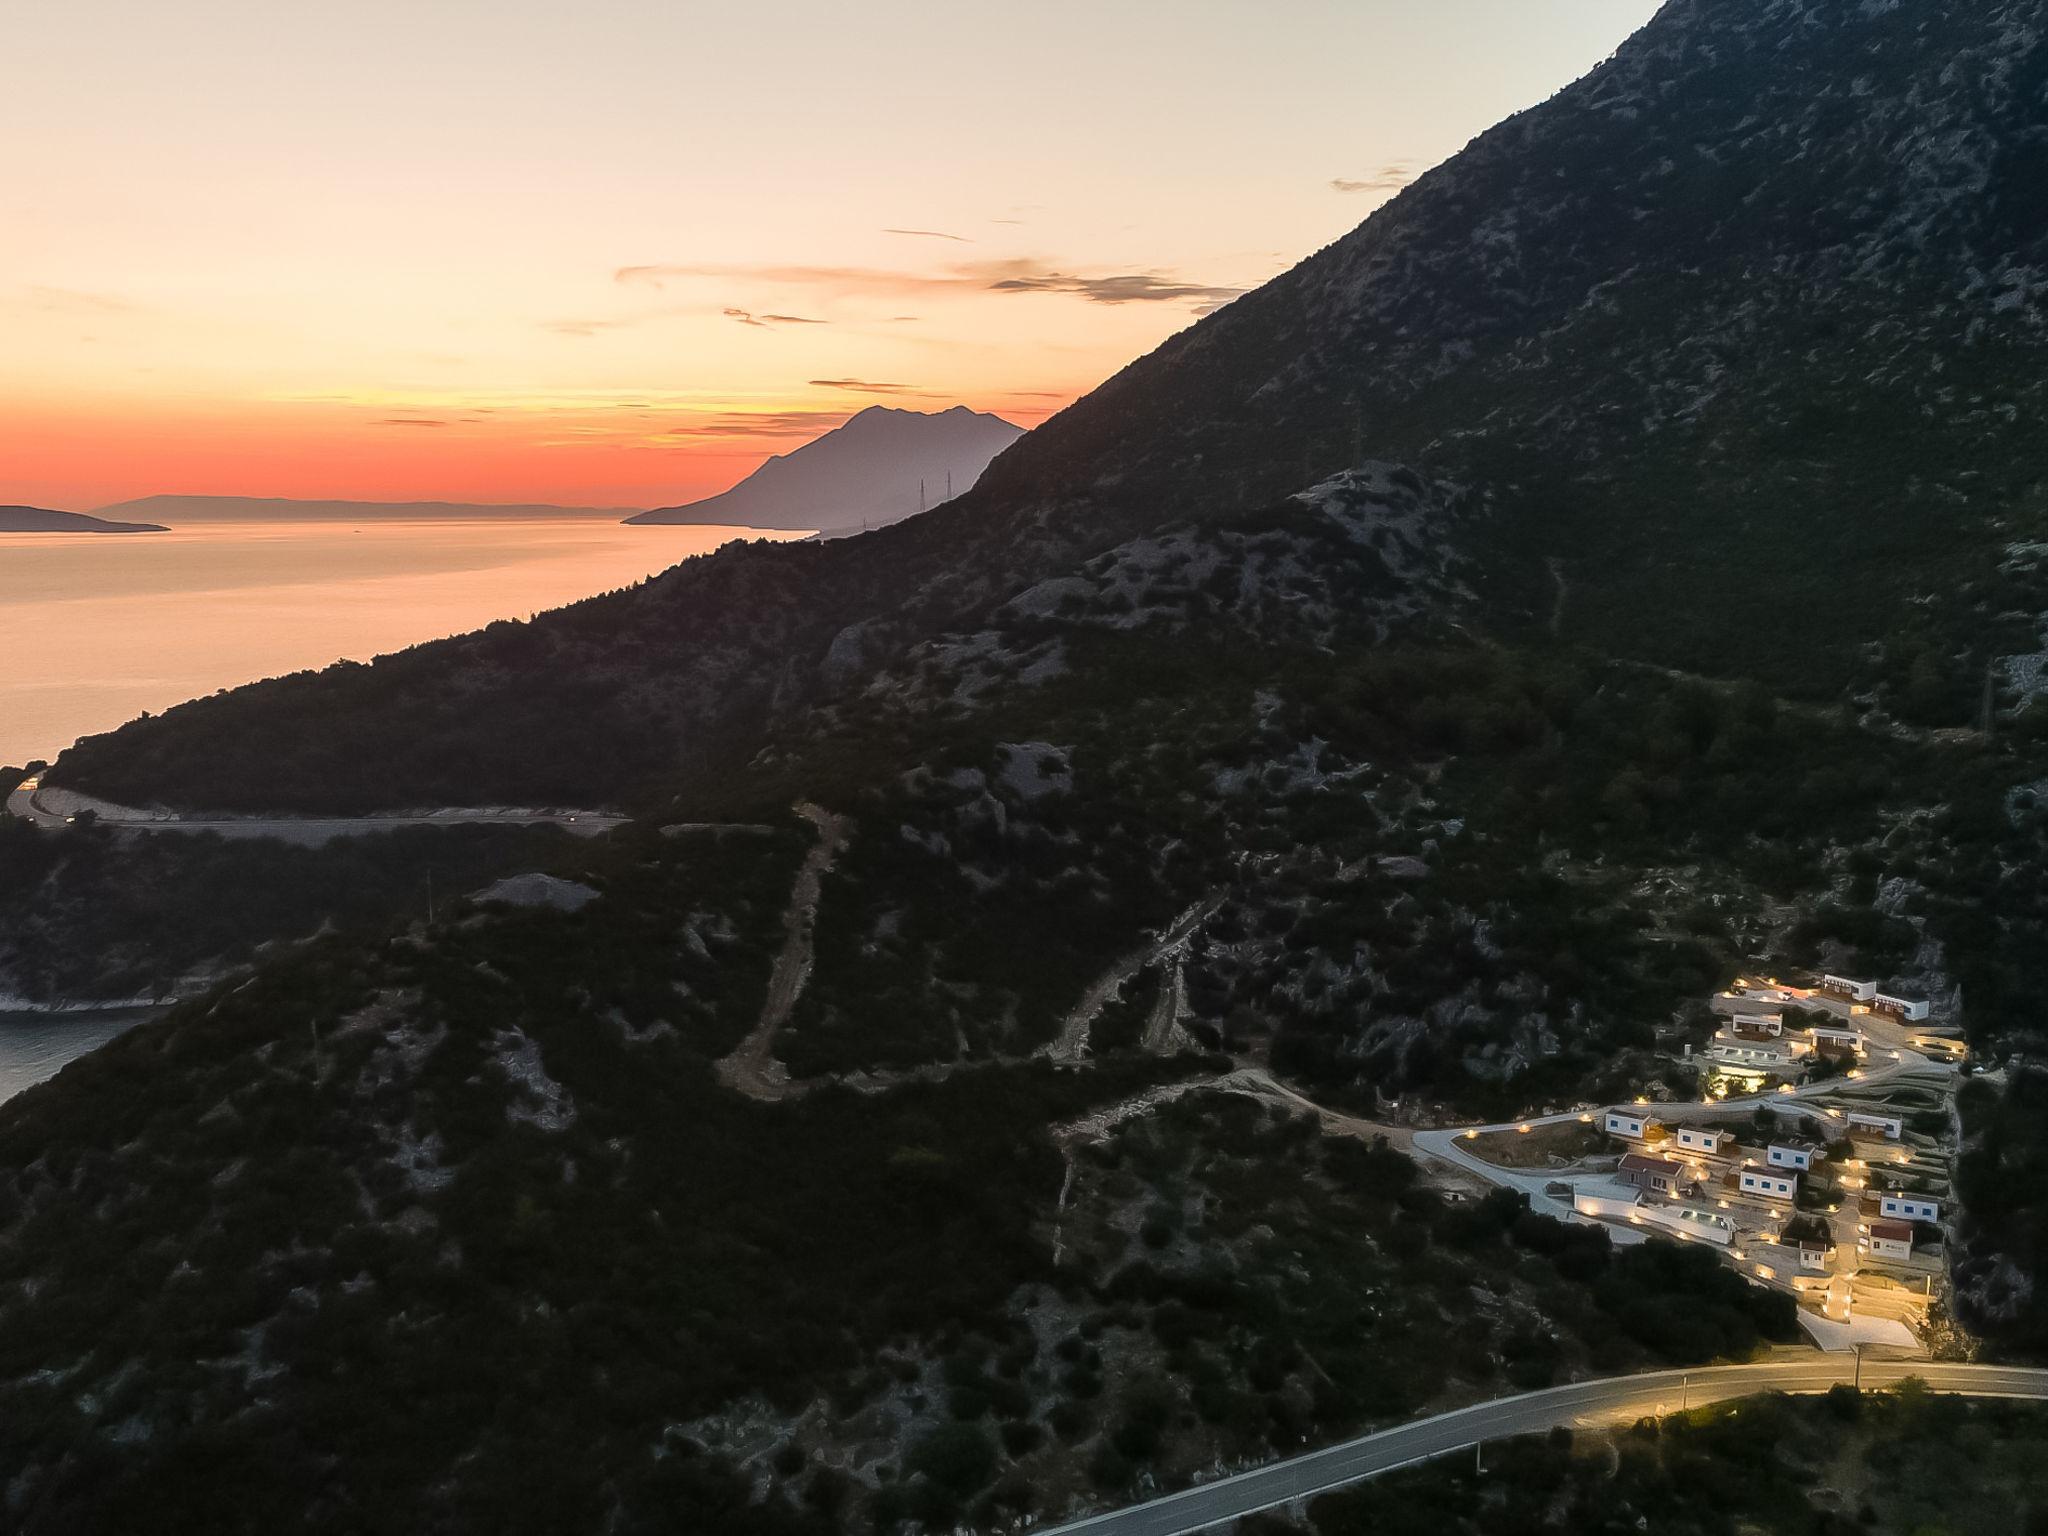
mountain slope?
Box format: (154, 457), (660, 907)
(47, 0), (2048, 817)
(625, 405), (1024, 532)
(9, 5), (2048, 1531)
(0, 505), (165, 534)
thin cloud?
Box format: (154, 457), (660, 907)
(374, 417), (448, 428)
(724, 306), (826, 327)
(618, 258), (1242, 312)
(808, 378), (928, 396)
(545, 306), (823, 335)
(643, 409), (857, 443)
(981, 264), (1245, 308)
(884, 227), (972, 242)
(1331, 164), (1416, 195)
(26, 285), (139, 315)
(621, 263), (942, 296)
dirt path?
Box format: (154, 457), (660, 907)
(1140, 958), (1190, 1055)
(1226, 1066), (1421, 1154)
(713, 802), (850, 1102)
(7, 776), (623, 846)
(1049, 1064), (1414, 1152)
(1044, 893), (1225, 1065)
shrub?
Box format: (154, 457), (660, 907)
(999, 1420), (1046, 1457)
(907, 1422), (997, 1497)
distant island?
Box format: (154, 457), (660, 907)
(0, 504), (167, 534)
(93, 496), (643, 524)
(627, 405), (1024, 533)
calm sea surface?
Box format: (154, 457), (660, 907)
(0, 517), (796, 766)
(0, 1011), (154, 1105)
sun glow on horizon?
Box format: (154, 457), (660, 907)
(3, 0), (1659, 511)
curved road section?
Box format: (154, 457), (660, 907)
(1039, 1360), (2048, 1536)
(6, 776), (624, 848)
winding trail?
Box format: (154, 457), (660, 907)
(6, 776), (622, 847)
(713, 802), (850, 1103)
(1045, 894), (1225, 1064)
(1140, 959), (1195, 1056)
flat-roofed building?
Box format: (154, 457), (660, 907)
(1605, 1108), (1660, 1140)
(1710, 1030), (1801, 1071)
(1739, 1165), (1798, 1202)
(1848, 1110), (1904, 1141)
(1879, 1193), (1940, 1225)
(1673, 1126), (1734, 1155)
(1767, 1140), (1820, 1172)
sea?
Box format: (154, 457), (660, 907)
(0, 514), (799, 768)
(0, 513), (803, 1093)
(0, 1009), (155, 1106)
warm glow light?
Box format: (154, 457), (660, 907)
(2, 5), (1665, 509)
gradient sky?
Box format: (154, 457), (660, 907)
(3, 0), (1659, 511)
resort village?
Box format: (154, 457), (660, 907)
(1421, 972), (1965, 1353)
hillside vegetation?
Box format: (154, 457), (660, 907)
(7, 2), (2048, 1532)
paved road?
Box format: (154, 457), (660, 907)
(1038, 1360), (2048, 1536)
(6, 776), (624, 847)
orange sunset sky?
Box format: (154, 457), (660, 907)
(4, 1), (1658, 512)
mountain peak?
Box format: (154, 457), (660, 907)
(627, 405), (1024, 530)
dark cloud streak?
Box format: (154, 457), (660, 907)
(1331, 164), (1416, 195)
(617, 258), (1242, 311)
(982, 265), (1244, 308)
(726, 306), (827, 327)
(807, 377), (929, 396)
(649, 409), (857, 441)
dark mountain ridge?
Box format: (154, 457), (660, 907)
(0, 505), (166, 534)
(47, 0), (2048, 815)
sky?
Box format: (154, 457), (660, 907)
(2, 0), (1660, 512)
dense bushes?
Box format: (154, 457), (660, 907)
(1310, 1393), (2048, 1536)
(0, 815), (584, 1003)
(1955, 1069), (2048, 1353)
